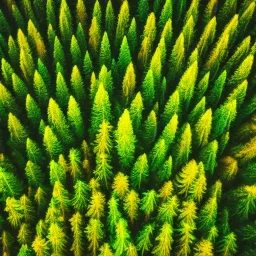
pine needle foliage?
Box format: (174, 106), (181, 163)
(0, 0), (256, 255)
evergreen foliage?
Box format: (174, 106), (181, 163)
(0, 1), (255, 255)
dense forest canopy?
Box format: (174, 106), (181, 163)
(0, 0), (256, 255)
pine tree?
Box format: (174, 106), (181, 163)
(115, 109), (136, 168)
(168, 33), (185, 82)
(27, 20), (46, 61)
(68, 148), (82, 181)
(149, 139), (167, 171)
(94, 121), (113, 186)
(217, 232), (237, 256)
(122, 62), (136, 105)
(4, 197), (23, 228)
(59, 0), (73, 46)
(87, 191), (106, 219)
(8, 113), (28, 147)
(177, 61), (198, 111)
(228, 55), (254, 87)
(105, 0), (115, 40)
(140, 189), (158, 218)
(217, 0), (237, 25)
(76, 23), (87, 55)
(173, 123), (192, 168)
(107, 194), (122, 234)
(52, 181), (70, 217)
(46, 0), (56, 29)
(83, 50), (93, 81)
(56, 72), (69, 110)
(99, 243), (113, 256)
(71, 35), (82, 67)
(85, 218), (104, 256)
(136, 0), (149, 26)
(47, 222), (67, 255)
(130, 153), (149, 189)
(92, 0), (102, 26)
(212, 100), (237, 139)
(158, 0), (172, 29)
(157, 195), (179, 224)
(229, 185), (256, 220)
(53, 36), (65, 67)
(115, 0), (130, 48)
(67, 96), (84, 140)
(138, 36), (151, 69)
(25, 160), (43, 187)
(197, 17), (216, 57)
(129, 92), (143, 133)
(117, 36), (132, 80)
(99, 32), (111, 69)
(141, 69), (155, 108)
(143, 13), (156, 47)
(142, 110), (157, 145)
(112, 172), (129, 198)
(194, 239), (214, 256)
(48, 98), (73, 145)
(72, 180), (89, 212)
(127, 18), (137, 55)
(89, 16), (101, 57)
(208, 70), (227, 108)
(76, 0), (87, 31)
(124, 190), (140, 223)
(152, 223), (173, 256)
(0, 167), (22, 200)
(113, 218), (131, 256)
(25, 94), (41, 127)
(136, 224), (154, 255)
(33, 70), (49, 107)
(70, 65), (86, 106)
(91, 83), (111, 137)
(69, 212), (84, 256)
(194, 109), (212, 148)
(32, 236), (50, 256)
(43, 126), (63, 159)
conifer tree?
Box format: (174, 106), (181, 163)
(43, 126), (63, 159)
(107, 194), (122, 234)
(136, 224), (154, 255)
(130, 153), (149, 189)
(124, 190), (140, 223)
(87, 191), (106, 219)
(93, 120), (113, 186)
(157, 195), (179, 224)
(113, 218), (131, 256)
(168, 33), (185, 82)
(33, 70), (49, 107)
(127, 18), (137, 56)
(117, 36), (132, 80)
(105, 0), (115, 40)
(173, 123), (192, 168)
(99, 32), (111, 69)
(83, 50), (93, 81)
(76, 0), (87, 31)
(142, 110), (157, 145)
(0, 167), (22, 200)
(4, 197), (23, 228)
(48, 98), (73, 145)
(56, 72), (69, 111)
(140, 189), (158, 218)
(122, 62), (136, 105)
(59, 0), (72, 46)
(99, 243), (113, 256)
(208, 70), (227, 108)
(85, 218), (104, 256)
(71, 35), (82, 68)
(150, 139), (167, 171)
(136, 0), (149, 26)
(67, 96), (84, 140)
(91, 83), (111, 137)
(141, 69), (155, 108)
(115, 0), (130, 49)
(115, 109), (136, 168)
(89, 16), (101, 57)
(72, 180), (89, 212)
(47, 222), (67, 255)
(152, 223), (173, 256)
